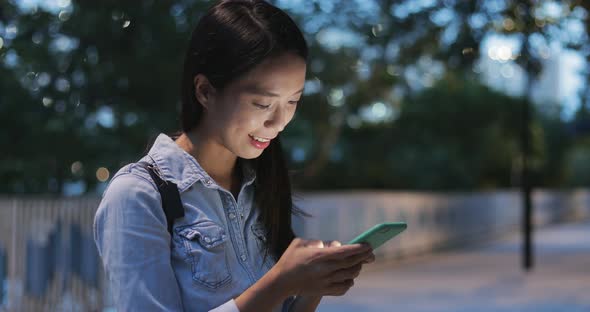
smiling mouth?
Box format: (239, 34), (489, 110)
(248, 134), (272, 142)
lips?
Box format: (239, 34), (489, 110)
(249, 134), (275, 141)
(249, 134), (272, 149)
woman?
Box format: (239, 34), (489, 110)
(93, 1), (375, 311)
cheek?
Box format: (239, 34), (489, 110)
(213, 99), (248, 127)
(279, 107), (297, 129)
(286, 108), (297, 124)
(229, 108), (266, 134)
(209, 99), (235, 125)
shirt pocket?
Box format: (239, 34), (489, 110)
(250, 222), (276, 271)
(176, 220), (232, 289)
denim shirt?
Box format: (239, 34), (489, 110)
(94, 134), (295, 312)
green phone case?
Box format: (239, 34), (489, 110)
(347, 222), (407, 249)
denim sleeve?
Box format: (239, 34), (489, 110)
(282, 295), (297, 312)
(94, 173), (184, 311)
(209, 296), (293, 312)
(209, 299), (240, 312)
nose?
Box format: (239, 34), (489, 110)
(264, 105), (289, 132)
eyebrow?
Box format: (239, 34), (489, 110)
(243, 85), (304, 97)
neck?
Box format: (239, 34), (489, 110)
(175, 130), (238, 184)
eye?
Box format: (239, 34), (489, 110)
(289, 101), (299, 105)
(253, 102), (271, 109)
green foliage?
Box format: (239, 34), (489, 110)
(300, 75), (526, 190)
(564, 138), (590, 186)
(1, 1), (210, 193)
(1, 0), (588, 193)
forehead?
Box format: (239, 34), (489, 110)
(230, 53), (307, 96)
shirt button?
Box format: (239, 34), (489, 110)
(229, 213), (236, 219)
(204, 237), (211, 243)
(240, 254), (247, 262)
(206, 179), (213, 185)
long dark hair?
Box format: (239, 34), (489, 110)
(180, 0), (308, 261)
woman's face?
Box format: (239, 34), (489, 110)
(197, 53), (307, 159)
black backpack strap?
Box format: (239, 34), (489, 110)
(142, 163), (185, 236)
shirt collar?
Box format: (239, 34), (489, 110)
(146, 133), (256, 193)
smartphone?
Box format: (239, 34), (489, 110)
(347, 222), (407, 250)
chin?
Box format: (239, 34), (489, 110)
(240, 149), (264, 160)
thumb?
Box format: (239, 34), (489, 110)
(327, 240), (342, 247)
(303, 239), (325, 248)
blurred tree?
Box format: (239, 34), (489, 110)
(289, 0), (588, 190)
(301, 74), (536, 190)
(0, 1), (209, 194)
(0, 0), (588, 193)
(563, 0), (590, 186)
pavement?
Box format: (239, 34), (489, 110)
(318, 222), (590, 312)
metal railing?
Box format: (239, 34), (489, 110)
(0, 197), (104, 312)
(0, 189), (588, 311)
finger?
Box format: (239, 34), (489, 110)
(291, 237), (304, 247)
(327, 240), (342, 247)
(328, 263), (362, 283)
(328, 249), (373, 270)
(320, 243), (372, 260)
(362, 252), (376, 264)
(323, 279), (354, 296)
(303, 239), (325, 248)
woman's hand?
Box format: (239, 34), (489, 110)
(273, 238), (375, 298)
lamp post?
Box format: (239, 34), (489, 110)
(519, 0), (535, 272)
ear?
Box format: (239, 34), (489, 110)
(193, 74), (216, 110)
